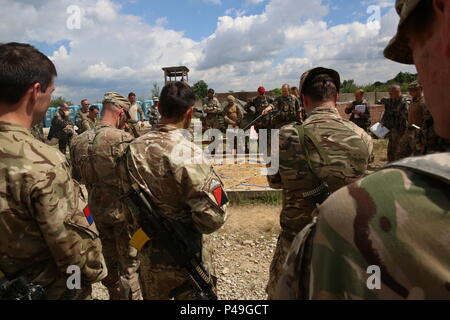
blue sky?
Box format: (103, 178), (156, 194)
(0, 0), (414, 101)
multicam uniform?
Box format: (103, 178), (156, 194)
(276, 152), (450, 300)
(124, 124), (228, 300)
(380, 97), (409, 162)
(266, 106), (372, 299)
(76, 109), (89, 132)
(202, 97), (222, 131)
(0, 121), (107, 300)
(71, 123), (142, 300)
(49, 109), (75, 154)
(272, 94), (301, 129)
(31, 122), (46, 143)
(79, 117), (97, 134)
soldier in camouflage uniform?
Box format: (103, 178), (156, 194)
(271, 84), (301, 129)
(0, 42), (107, 300)
(245, 86), (275, 131)
(276, 0), (450, 300)
(78, 105), (99, 134)
(380, 85), (409, 162)
(76, 99), (90, 131)
(49, 103), (75, 154)
(345, 89), (371, 132)
(202, 89), (222, 131)
(122, 82), (228, 300)
(397, 81), (427, 159)
(71, 93), (142, 300)
(266, 68), (373, 299)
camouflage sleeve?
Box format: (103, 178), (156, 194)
(30, 164), (107, 284)
(177, 164), (228, 234)
(138, 105), (146, 120)
(223, 106), (233, 125)
(309, 168), (450, 300)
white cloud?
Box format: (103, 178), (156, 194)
(0, 0), (414, 101)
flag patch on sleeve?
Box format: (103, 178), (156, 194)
(210, 180), (229, 207)
(83, 206), (94, 226)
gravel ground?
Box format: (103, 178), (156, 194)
(92, 205), (281, 300)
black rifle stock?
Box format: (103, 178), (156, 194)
(124, 183), (217, 300)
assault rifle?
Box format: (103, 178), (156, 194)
(0, 271), (45, 300)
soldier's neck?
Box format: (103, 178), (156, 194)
(0, 102), (33, 130)
(101, 113), (119, 128)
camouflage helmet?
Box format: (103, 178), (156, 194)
(384, 0), (424, 64)
(103, 92), (131, 110)
(299, 67), (341, 96)
(227, 95), (236, 102)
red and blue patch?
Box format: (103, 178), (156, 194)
(210, 180), (229, 207)
(83, 206), (94, 226)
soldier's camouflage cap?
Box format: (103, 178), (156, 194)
(227, 95), (236, 102)
(103, 92), (131, 110)
(384, 0), (423, 64)
(299, 67), (341, 95)
(408, 80), (422, 91)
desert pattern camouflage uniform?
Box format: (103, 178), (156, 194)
(419, 106), (450, 155)
(380, 97), (409, 162)
(202, 97), (222, 130)
(71, 123), (142, 300)
(0, 121), (107, 300)
(50, 110), (75, 154)
(272, 95), (301, 129)
(124, 124), (228, 300)
(245, 95), (275, 130)
(266, 106), (372, 299)
(277, 152), (450, 300)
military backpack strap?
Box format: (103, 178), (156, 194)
(386, 153), (450, 185)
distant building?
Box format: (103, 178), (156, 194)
(162, 66), (190, 84)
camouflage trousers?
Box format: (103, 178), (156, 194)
(204, 116), (221, 131)
(387, 129), (404, 162)
(138, 237), (217, 300)
(397, 128), (421, 160)
(97, 221), (142, 300)
(266, 231), (295, 300)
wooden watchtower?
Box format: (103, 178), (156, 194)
(162, 66), (190, 84)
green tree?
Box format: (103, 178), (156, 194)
(272, 88), (282, 96)
(192, 80), (209, 99)
(341, 79), (357, 93)
(49, 96), (73, 108)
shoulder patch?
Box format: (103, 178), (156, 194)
(210, 179), (229, 207)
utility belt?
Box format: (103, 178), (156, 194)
(0, 270), (45, 300)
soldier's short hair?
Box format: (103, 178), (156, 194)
(0, 42), (57, 104)
(128, 92), (136, 98)
(208, 89), (215, 95)
(389, 85), (401, 92)
(89, 105), (99, 113)
(356, 89), (364, 95)
(81, 99), (89, 106)
(160, 82), (196, 121)
(302, 74), (338, 102)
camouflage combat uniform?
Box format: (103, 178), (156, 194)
(380, 97), (409, 162)
(123, 124), (228, 300)
(79, 117), (97, 134)
(31, 121), (46, 143)
(76, 109), (89, 132)
(0, 121), (107, 300)
(71, 123), (142, 300)
(276, 153), (450, 300)
(266, 106), (372, 299)
(271, 94), (301, 129)
(418, 105), (450, 155)
(397, 95), (427, 159)
(345, 99), (371, 131)
(275, 0), (450, 301)
(127, 103), (146, 134)
(202, 97), (222, 131)
(245, 95), (275, 131)
(49, 109), (74, 154)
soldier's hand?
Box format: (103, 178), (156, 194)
(140, 121), (145, 127)
(262, 106), (273, 116)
